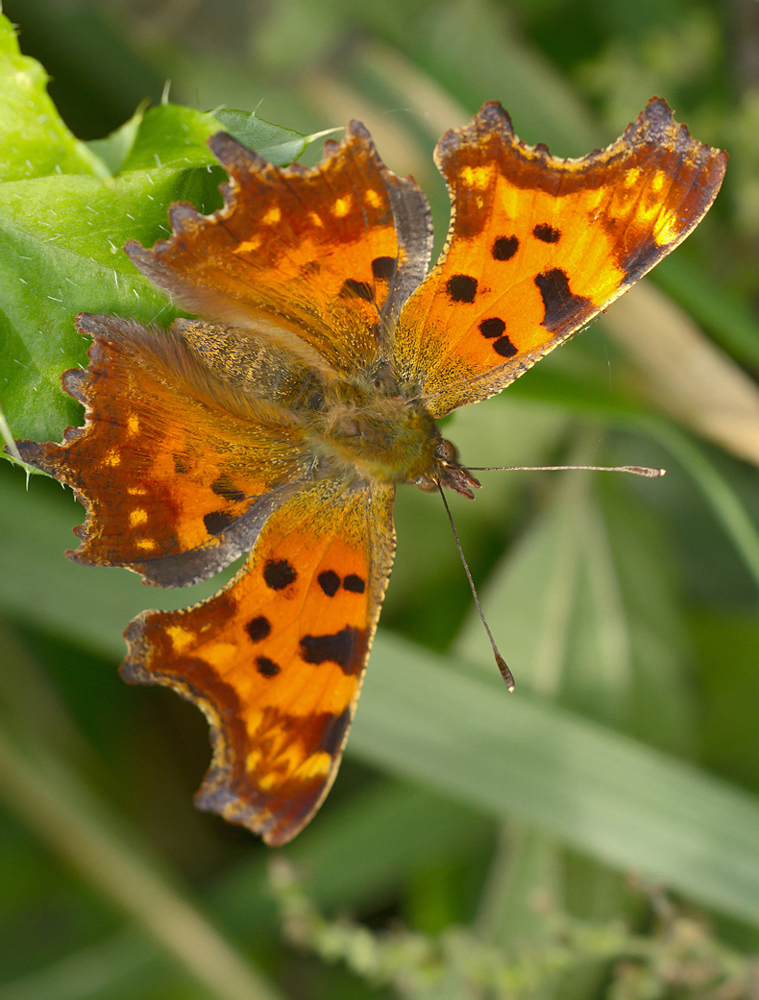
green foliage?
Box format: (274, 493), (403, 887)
(0, 15), (322, 445)
(271, 859), (759, 999)
(2, 3), (759, 1000)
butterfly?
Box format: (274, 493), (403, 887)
(16, 98), (726, 845)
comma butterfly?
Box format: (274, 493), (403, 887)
(16, 99), (726, 845)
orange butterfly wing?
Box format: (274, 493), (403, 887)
(18, 310), (397, 845)
(17, 314), (311, 586)
(126, 125), (432, 372)
(394, 98), (727, 417)
(124, 478), (394, 846)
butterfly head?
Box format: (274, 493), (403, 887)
(414, 437), (481, 500)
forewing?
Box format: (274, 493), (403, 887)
(126, 126), (433, 372)
(122, 478), (396, 846)
(394, 98), (727, 417)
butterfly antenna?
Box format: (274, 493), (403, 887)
(437, 484), (515, 691)
(468, 464), (665, 477)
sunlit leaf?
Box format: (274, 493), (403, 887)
(0, 14), (106, 181)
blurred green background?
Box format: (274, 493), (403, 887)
(2, 0), (759, 997)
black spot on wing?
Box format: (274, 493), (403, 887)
(340, 278), (374, 301)
(256, 656), (281, 677)
(342, 574), (365, 594)
(371, 256), (396, 280)
(211, 474), (245, 503)
(479, 317), (505, 339)
(492, 235), (518, 260)
(203, 509), (236, 535)
(264, 558), (297, 590)
(246, 616), (271, 642)
(173, 453), (189, 474)
(318, 570), (340, 597)
(300, 626), (366, 676)
(534, 268), (594, 332)
(533, 223), (561, 243)
(446, 275), (478, 303)
(493, 336), (518, 358)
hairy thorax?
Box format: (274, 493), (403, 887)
(305, 368), (480, 498)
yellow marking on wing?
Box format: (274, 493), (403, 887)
(654, 211), (681, 245)
(638, 200), (662, 223)
(105, 450), (120, 467)
(135, 538), (156, 551)
(581, 188), (607, 213)
(364, 188), (381, 208)
(461, 165), (493, 189)
(167, 625), (195, 652)
(127, 413), (139, 435)
(129, 509), (148, 527)
(298, 751), (333, 780)
(127, 485), (147, 495)
(309, 212), (323, 227)
(332, 196), (352, 217)
(233, 236), (262, 254)
(263, 206), (281, 225)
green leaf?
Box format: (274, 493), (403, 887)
(117, 104), (223, 174)
(0, 13), (106, 181)
(0, 99), (228, 444)
(213, 110), (339, 165)
(0, 92), (331, 448)
(86, 104), (147, 176)
(0, 165), (216, 443)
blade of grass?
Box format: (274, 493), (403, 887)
(0, 717), (283, 1000)
(351, 631), (759, 929)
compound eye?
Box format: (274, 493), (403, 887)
(435, 438), (458, 464)
(415, 474), (438, 492)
